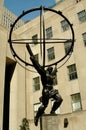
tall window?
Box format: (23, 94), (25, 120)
(46, 27), (53, 39)
(77, 10), (86, 23)
(47, 47), (55, 61)
(67, 64), (78, 80)
(33, 76), (40, 91)
(32, 34), (38, 45)
(71, 93), (82, 112)
(61, 20), (69, 32)
(82, 32), (86, 46)
(64, 42), (72, 54)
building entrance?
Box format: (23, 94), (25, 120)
(3, 57), (16, 130)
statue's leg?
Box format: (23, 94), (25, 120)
(50, 93), (63, 114)
(34, 89), (49, 126)
(34, 104), (46, 126)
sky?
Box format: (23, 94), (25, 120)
(4, 0), (56, 21)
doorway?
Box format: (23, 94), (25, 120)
(3, 57), (16, 130)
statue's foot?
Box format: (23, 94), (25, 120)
(50, 111), (57, 115)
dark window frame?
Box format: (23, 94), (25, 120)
(33, 76), (40, 92)
(46, 26), (53, 39)
(32, 34), (38, 45)
(77, 10), (86, 23)
(71, 93), (82, 112)
(47, 47), (55, 61)
(67, 64), (78, 81)
(61, 20), (69, 32)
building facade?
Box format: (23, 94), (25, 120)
(0, 0), (4, 24)
(1, 7), (24, 30)
(0, 0), (24, 30)
(0, 0), (86, 130)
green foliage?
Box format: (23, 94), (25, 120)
(20, 118), (30, 130)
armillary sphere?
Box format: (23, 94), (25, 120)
(8, 6), (75, 71)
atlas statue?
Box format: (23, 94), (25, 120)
(8, 6), (75, 128)
(26, 44), (63, 126)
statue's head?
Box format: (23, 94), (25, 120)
(46, 66), (53, 74)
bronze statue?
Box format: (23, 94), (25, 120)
(26, 44), (63, 126)
(8, 6), (75, 130)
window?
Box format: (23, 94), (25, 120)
(46, 27), (53, 39)
(67, 64), (78, 80)
(64, 42), (72, 54)
(61, 20), (69, 31)
(71, 93), (82, 112)
(82, 32), (86, 46)
(33, 76), (40, 91)
(77, 10), (86, 23)
(33, 103), (41, 116)
(32, 34), (38, 45)
(47, 47), (55, 61)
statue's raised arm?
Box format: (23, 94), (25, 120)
(26, 44), (46, 76)
(52, 64), (58, 76)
